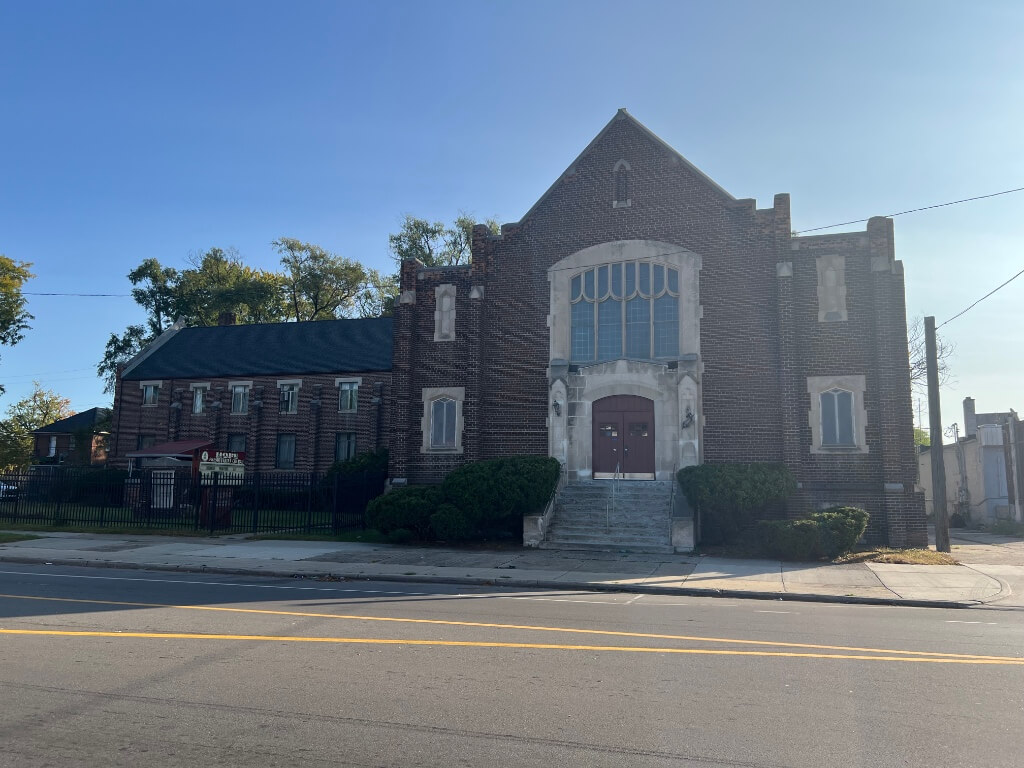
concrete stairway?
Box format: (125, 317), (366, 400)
(540, 480), (675, 554)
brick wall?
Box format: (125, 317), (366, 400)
(111, 371), (390, 474)
(389, 111), (927, 546)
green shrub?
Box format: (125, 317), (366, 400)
(756, 506), (869, 560)
(758, 519), (824, 561)
(814, 506), (869, 558)
(366, 485), (440, 539)
(988, 519), (1024, 537)
(326, 448), (388, 479)
(386, 528), (415, 544)
(677, 463), (796, 544)
(430, 502), (475, 542)
(441, 455), (561, 539)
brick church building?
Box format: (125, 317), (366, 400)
(111, 110), (927, 548)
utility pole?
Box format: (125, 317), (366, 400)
(926, 316), (950, 552)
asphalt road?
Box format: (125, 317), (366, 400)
(1, 564), (1022, 768)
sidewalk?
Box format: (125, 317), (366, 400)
(2, 529), (1020, 608)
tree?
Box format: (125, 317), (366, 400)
(171, 248), (286, 326)
(0, 383), (74, 470)
(273, 238), (367, 321)
(355, 268), (400, 318)
(914, 427), (930, 448)
(97, 249), (290, 392)
(388, 213), (500, 267)
(908, 315), (954, 393)
(97, 324), (150, 394)
(0, 255), (35, 396)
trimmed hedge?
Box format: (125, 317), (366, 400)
(366, 485), (440, 540)
(757, 506), (869, 560)
(677, 463), (796, 545)
(366, 455), (562, 543)
(326, 447), (388, 479)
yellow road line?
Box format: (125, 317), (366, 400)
(0, 593), (1015, 663)
(2, 628), (1023, 664)
(0, 591), (1017, 662)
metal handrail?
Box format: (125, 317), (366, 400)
(607, 461), (621, 529)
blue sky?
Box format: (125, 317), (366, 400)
(1, 1), (1022, 440)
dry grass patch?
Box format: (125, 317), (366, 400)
(836, 548), (959, 565)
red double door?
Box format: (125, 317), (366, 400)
(592, 395), (655, 479)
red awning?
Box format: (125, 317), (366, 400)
(126, 439), (213, 459)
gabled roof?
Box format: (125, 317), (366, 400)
(122, 317), (393, 381)
(517, 108), (735, 224)
(34, 407), (111, 435)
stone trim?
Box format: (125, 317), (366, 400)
(807, 374), (868, 454)
(434, 284), (457, 342)
(816, 254), (848, 322)
(420, 386), (465, 454)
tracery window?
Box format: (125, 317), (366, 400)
(570, 261), (680, 362)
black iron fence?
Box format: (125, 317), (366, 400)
(0, 468), (386, 535)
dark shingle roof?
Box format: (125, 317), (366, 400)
(35, 407), (111, 435)
(123, 317), (393, 380)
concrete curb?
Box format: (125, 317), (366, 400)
(0, 554), (984, 609)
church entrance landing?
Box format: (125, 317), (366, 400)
(592, 395), (655, 479)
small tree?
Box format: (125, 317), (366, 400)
(0, 255), (34, 396)
(0, 383), (74, 470)
(388, 213), (500, 267)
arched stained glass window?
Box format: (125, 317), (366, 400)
(570, 260), (680, 362)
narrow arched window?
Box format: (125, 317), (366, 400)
(430, 397), (457, 449)
(613, 160), (631, 208)
(821, 388), (855, 446)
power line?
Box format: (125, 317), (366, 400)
(937, 266), (1024, 329)
(24, 292), (132, 297)
(793, 185), (1024, 235)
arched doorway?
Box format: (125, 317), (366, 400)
(592, 395), (655, 479)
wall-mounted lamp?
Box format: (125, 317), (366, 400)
(551, 401), (562, 417)
(681, 406), (694, 429)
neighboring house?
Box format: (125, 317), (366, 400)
(919, 397), (1021, 524)
(109, 317), (392, 473)
(33, 407), (111, 466)
(108, 110), (926, 547)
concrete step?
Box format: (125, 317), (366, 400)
(541, 480), (675, 553)
(538, 540), (675, 555)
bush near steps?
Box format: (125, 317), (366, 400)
(367, 456), (561, 543)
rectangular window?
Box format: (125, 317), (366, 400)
(625, 296), (650, 358)
(821, 389), (855, 447)
(335, 432), (357, 462)
(279, 384), (299, 414)
(136, 435), (156, 450)
(192, 386), (207, 414)
(338, 381), (358, 412)
(227, 434), (246, 453)
(275, 434), (296, 470)
(653, 295), (679, 357)
(597, 299), (622, 361)
(142, 384), (159, 405)
(69, 435), (77, 451)
(571, 301), (594, 361)
(231, 385), (249, 415)
(430, 398), (457, 449)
